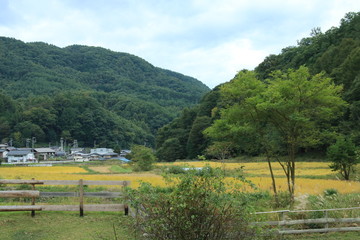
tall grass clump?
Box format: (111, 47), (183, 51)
(126, 166), (258, 240)
(307, 191), (360, 220)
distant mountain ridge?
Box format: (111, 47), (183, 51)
(0, 37), (210, 148)
(0, 37), (208, 101)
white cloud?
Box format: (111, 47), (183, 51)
(163, 38), (267, 88)
(0, 0), (358, 88)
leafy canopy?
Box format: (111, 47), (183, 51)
(327, 136), (359, 180)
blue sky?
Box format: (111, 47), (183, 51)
(0, 0), (358, 88)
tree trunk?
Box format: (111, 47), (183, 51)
(266, 155), (278, 206)
(289, 142), (296, 203)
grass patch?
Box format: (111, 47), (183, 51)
(79, 165), (100, 174)
(0, 212), (136, 240)
(110, 165), (132, 173)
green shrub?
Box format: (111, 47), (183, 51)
(324, 188), (338, 197)
(126, 166), (257, 240)
(275, 191), (292, 209)
(129, 145), (156, 172)
(164, 165), (187, 174)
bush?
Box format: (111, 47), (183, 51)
(324, 188), (338, 197)
(126, 166), (257, 240)
(164, 165), (187, 174)
(129, 145), (156, 172)
(275, 191), (292, 209)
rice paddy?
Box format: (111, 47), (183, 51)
(0, 161), (359, 195)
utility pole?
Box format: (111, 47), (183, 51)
(60, 138), (64, 151)
(73, 140), (78, 148)
(32, 137), (36, 149)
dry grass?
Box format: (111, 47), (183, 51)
(246, 177), (359, 195)
(157, 161), (333, 176)
(0, 162), (359, 195)
(88, 166), (112, 173)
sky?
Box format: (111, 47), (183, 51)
(0, 0), (358, 88)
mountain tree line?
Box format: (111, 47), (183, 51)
(0, 37), (209, 148)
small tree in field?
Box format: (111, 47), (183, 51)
(327, 136), (359, 180)
(205, 141), (233, 160)
(130, 145), (156, 171)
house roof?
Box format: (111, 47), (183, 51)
(34, 148), (56, 153)
(113, 157), (131, 162)
(17, 148), (33, 151)
(71, 148), (84, 151)
(98, 152), (118, 156)
(7, 150), (32, 156)
(55, 151), (66, 156)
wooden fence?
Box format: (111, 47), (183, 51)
(254, 207), (360, 234)
(0, 179), (130, 217)
(129, 203), (360, 235)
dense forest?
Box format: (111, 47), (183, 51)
(0, 38), (209, 148)
(156, 12), (360, 161)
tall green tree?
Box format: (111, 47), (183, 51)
(205, 67), (346, 200)
(156, 138), (185, 162)
(186, 116), (212, 159)
(263, 67), (345, 200)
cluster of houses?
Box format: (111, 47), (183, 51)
(0, 143), (130, 164)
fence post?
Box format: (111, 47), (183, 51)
(79, 179), (84, 217)
(324, 210), (329, 229)
(281, 211), (287, 231)
(123, 181), (129, 216)
(31, 178), (36, 217)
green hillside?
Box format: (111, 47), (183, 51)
(0, 37), (209, 148)
(156, 12), (360, 161)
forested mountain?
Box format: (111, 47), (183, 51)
(0, 37), (209, 148)
(156, 12), (360, 161)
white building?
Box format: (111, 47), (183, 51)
(7, 150), (36, 163)
(70, 148), (85, 155)
(90, 148), (114, 155)
(90, 148), (118, 159)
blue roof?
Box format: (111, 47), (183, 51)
(111, 157), (131, 162)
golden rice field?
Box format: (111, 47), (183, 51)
(0, 162), (359, 195)
(157, 161), (335, 176)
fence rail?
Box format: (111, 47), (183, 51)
(254, 207), (360, 234)
(0, 179), (130, 186)
(0, 179), (130, 217)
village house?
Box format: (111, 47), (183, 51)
(72, 152), (90, 162)
(0, 143), (8, 149)
(0, 149), (6, 159)
(0, 144), (9, 159)
(90, 148), (118, 159)
(34, 148), (56, 161)
(70, 147), (85, 155)
(7, 150), (36, 163)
